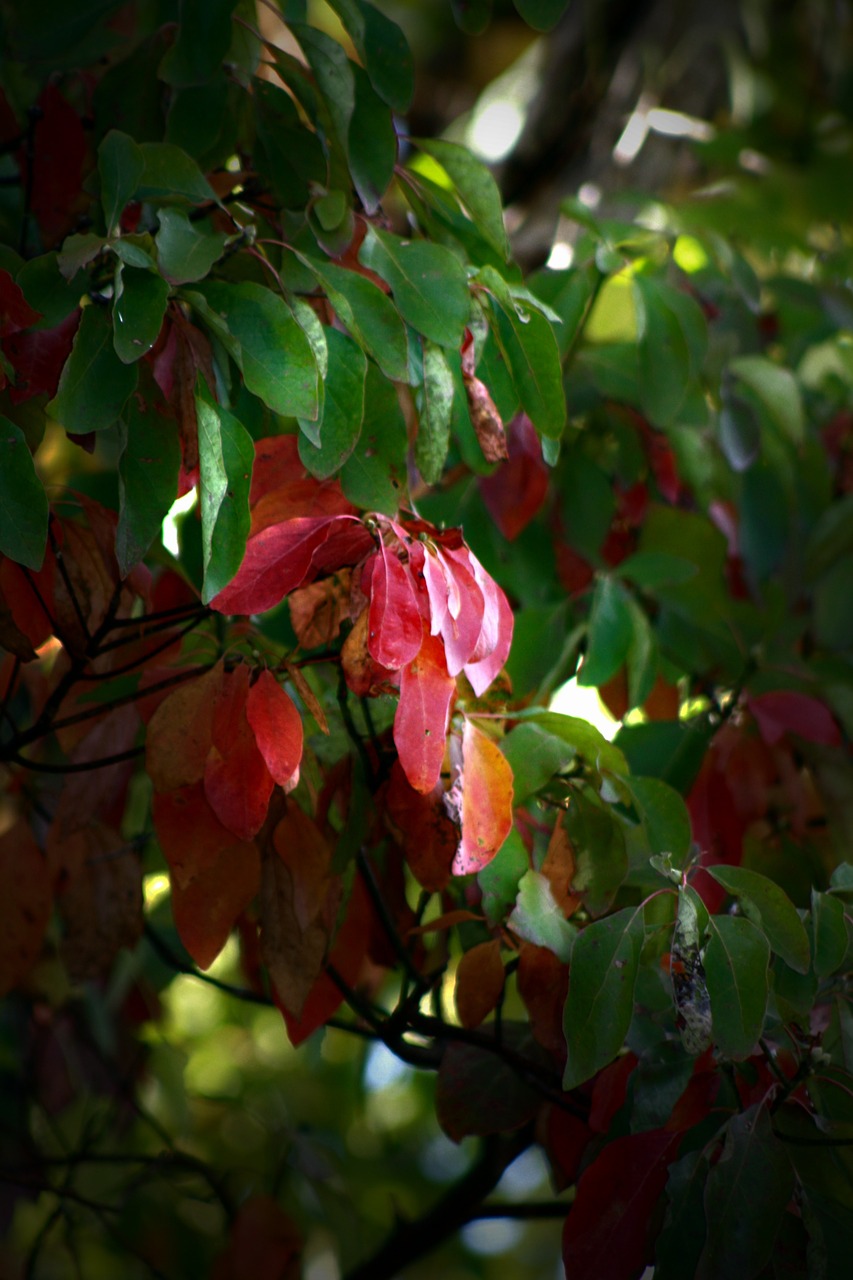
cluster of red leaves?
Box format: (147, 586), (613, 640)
(211, 435), (514, 821)
(689, 690), (840, 909)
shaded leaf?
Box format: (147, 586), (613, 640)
(301, 254), (409, 383)
(204, 664), (274, 840)
(0, 820), (52, 996)
(298, 328), (366, 478)
(455, 939), (505, 1028)
(579, 575), (634, 687)
(326, 0), (414, 112)
(339, 361), (408, 513)
(811, 889), (847, 977)
(98, 129), (145, 232)
(47, 304), (138, 433)
(708, 865), (810, 974)
(116, 388), (181, 576)
(562, 905), (645, 1089)
(0, 416), (48, 569)
(436, 1030), (541, 1141)
(112, 265), (170, 363)
(155, 207), (229, 285)
(348, 64), (396, 213)
(697, 1103), (794, 1280)
(136, 141), (218, 204)
(704, 915), (770, 1057)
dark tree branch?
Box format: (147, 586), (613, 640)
(342, 1126), (536, 1280)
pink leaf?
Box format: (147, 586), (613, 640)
(452, 720), (514, 874)
(246, 669), (303, 788)
(464, 579), (513, 697)
(394, 625), (456, 793)
(367, 540), (423, 669)
(422, 545), (450, 636)
(437, 548), (485, 677)
(748, 691), (840, 746)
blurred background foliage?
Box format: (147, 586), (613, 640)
(3, 0), (853, 1277)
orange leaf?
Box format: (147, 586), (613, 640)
(517, 943), (569, 1057)
(452, 720), (514, 875)
(288, 571), (352, 651)
(541, 812), (582, 918)
(0, 819), (52, 996)
(455, 939), (505, 1028)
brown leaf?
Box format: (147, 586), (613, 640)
(211, 1195), (302, 1280)
(145, 662), (222, 792)
(261, 804), (337, 1017)
(541, 812), (582, 918)
(517, 943), (569, 1057)
(464, 374), (508, 463)
(58, 824), (143, 980)
(455, 939), (504, 1029)
(384, 759), (456, 891)
(283, 658), (329, 735)
(0, 819), (52, 996)
(170, 834), (261, 970)
(288, 571), (352, 650)
(435, 1026), (542, 1142)
(341, 607), (399, 698)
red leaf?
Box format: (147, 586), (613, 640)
(19, 86), (89, 247)
(211, 1195), (301, 1280)
(479, 412), (549, 539)
(517, 944), (569, 1057)
(145, 663), (222, 792)
(153, 785), (261, 969)
(393, 623), (456, 793)
(748, 691), (840, 746)
(204, 664), (274, 840)
(0, 819), (52, 996)
(4, 311), (79, 404)
(452, 720), (514, 874)
(437, 547), (485, 676)
(589, 1053), (638, 1133)
(210, 514), (366, 616)
(562, 1130), (681, 1280)
(384, 759), (456, 891)
(279, 874), (372, 1045)
(543, 1104), (592, 1190)
(0, 269), (41, 338)
(367, 540), (422, 669)
(246, 669), (303, 788)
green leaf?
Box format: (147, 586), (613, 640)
(16, 253), (86, 327)
(416, 341), (454, 484)
(718, 395), (761, 472)
(478, 826), (529, 926)
(155, 207), (229, 285)
(625, 775), (692, 865)
(634, 275), (702, 426)
(562, 905), (645, 1088)
(704, 915), (770, 1058)
(47, 304), (138, 433)
(298, 328), (366, 478)
(708, 866), (810, 974)
(291, 22), (354, 150)
(478, 265), (566, 437)
(98, 130), (144, 232)
(301, 255), (409, 383)
(339, 361), (407, 513)
(348, 64), (396, 214)
(116, 390), (181, 576)
(253, 81), (326, 208)
(512, 0), (568, 30)
(112, 266), (170, 363)
(625, 594), (657, 708)
(136, 142), (218, 204)
(811, 890), (848, 977)
(359, 225), (471, 349)
(508, 869), (576, 962)
(696, 1103), (794, 1280)
(0, 417), (49, 570)
(564, 788), (628, 917)
(158, 0), (237, 87)
(729, 354), (804, 445)
(112, 237), (157, 270)
(57, 233), (107, 280)
(578, 575), (634, 687)
(511, 707), (628, 776)
(451, 0), (492, 34)
(501, 722), (575, 802)
(195, 379), (254, 604)
(617, 551), (698, 589)
(326, 0), (414, 112)
(412, 138), (509, 259)
(197, 281), (319, 420)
